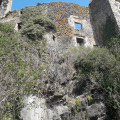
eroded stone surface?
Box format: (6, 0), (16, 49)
(20, 95), (70, 120)
(87, 103), (106, 119)
(0, 0), (12, 17)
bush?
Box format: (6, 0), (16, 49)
(78, 48), (118, 89)
(0, 22), (14, 35)
(21, 16), (56, 40)
(0, 21), (48, 119)
(20, 6), (45, 24)
(64, 46), (92, 65)
(108, 37), (120, 61)
(20, 5), (56, 40)
(74, 47), (120, 119)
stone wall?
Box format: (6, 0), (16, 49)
(90, 0), (120, 46)
(109, 0), (120, 32)
(0, 0), (13, 18)
(0, 2), (96, 52)
(46, 2), (96, 51)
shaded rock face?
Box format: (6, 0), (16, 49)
(19, 50), (107, 120)
(0, 0), (12, 17)
(20, 95), (106, 120)
(87, 103), (106, 119)
(20, 95), (70, 120)
(20, 49), (107, 120)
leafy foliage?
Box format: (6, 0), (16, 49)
(74, 98), (81, 115)
(20, 5), (56, 40)
(20, 6), (45, 24)
(78, 48), (118, 91)
(74, 47), (120, 119)
(0, 21), (48, 119)
(65, 45), (120, 119)
(0, 4), (57, 119)
(108, 37), (120, 61)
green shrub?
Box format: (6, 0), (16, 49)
(20, 5), (56, 40)
(78, 48), (119, 92)
(74, 47), (120, 119)
(0, 21), (48, 119)
(87, 96), (93, 101)
(21, 16), (56, 40)
(0, 22), (14, 34)
(21, 21), (45, 40)
(74, 97), (81, 115)
(108, 37), (120, 61)
(20, 6), (45, 24)
(64, 46), (92, 65)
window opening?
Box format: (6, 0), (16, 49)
(94, 45), (98, 47)
(18, 22), (22, 30)
(76, 37), (84, 45)
(20, 11), (23, 14)
(75, 22), (82, 29)
(53, 35), (56, 41)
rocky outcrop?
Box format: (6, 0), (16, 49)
(20, 94), (106, 120)
(20, 95), (70, 120)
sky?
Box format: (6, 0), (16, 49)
(12, 0), (89, 10)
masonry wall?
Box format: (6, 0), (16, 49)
(0, 0), (12, 18)
(46, 2), (95, 53)
(109, 0), (120, 32)
(89, 0), (119, 46)
(0, 2), (96, 52)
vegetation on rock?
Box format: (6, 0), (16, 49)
(0, 4), (56, 120)
(64, 45), (120, 119)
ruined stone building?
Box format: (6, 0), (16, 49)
(0, 0), (12, 17)
(0, 0), (120, 49)
(0, 1), (120, 120)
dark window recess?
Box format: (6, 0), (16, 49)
(0, 1), (2, 6)
(94, 45), (98, 47)
(76, 37), (84, 45)
(18, 23), (22, 30)
(53, 35), (56, 41)
(20, 11), (23, 14)
(75, 23), (82, 29)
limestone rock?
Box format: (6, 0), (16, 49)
(20, 95), (70, 120)
(87, 102), (106, 119)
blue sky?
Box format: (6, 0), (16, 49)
(12, 0), (89, 10)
